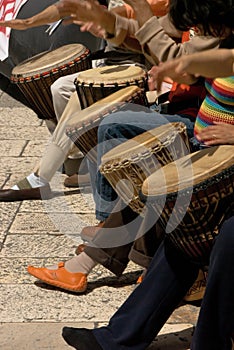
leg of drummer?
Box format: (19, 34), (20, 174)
(62, 240), (199, 350)
(51, 72), (89, 180)
(50, 73), (77, 121)
(0, 91), (89, 201)
(37, 91), (86, 182)
(27, 199), (138, 291)
(94, 110), (195, 221)
(27, 189), (169, 294)
(191, 216), (234, 350)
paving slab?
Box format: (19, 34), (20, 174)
(0, 107), (42, 126)
(0, 322), (194, 350)
(0, 156), (41, 175)
(0, 139), (27, 157)
(0, 126), (49, 142)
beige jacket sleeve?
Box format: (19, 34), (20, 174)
(107, 15), (220, 65)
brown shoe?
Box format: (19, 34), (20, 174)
(64, 173), (91, 188)
(0, 185), (52, 202)
(80, 221), (105, 242)
(27, 262), (87, 292)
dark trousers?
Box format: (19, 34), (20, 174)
(85, 201), (164, 276)
(93, 216), (234, 350)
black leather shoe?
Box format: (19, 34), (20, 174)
(0, 185), (52, 201)
(62, 327), (103, 350)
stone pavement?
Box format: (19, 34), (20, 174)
(0, 89), (200, 349)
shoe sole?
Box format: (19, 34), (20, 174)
(28, 269), (87, 293)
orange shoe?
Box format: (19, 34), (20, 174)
(27, 262), (87, 293)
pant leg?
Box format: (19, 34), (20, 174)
(85, 202), (165, 276)
(37, 91), (82, 181)
(93, 240), (199, 350)
(50, 73), (77, 120)
(85, 200), (139, 276)
(129, 221), (165, 269)
(192, 216), (234, 350)
(50, 73), (84, 159)
(95, 110), (194, 221)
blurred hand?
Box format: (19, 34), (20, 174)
(57, 0), (103, 24)
(148, 65), (173, 91)
(152, 59), (198, 91)
(123, 0), (153, 26)
(79, 22), (105, 38)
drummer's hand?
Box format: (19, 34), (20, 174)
(77, 21), (105, 38)
(57, 0), (104, 24)
(123, 0), (153, 26)
(152, 59), (198, 91)
(62, 16), (104, 37)
(58, 0), (115, 34)
(196, 123), (234, 146)
(148, 65), (173, 91)
(0, 18), (28, 30)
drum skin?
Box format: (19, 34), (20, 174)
(100, 122), (190, 215)
(0, 0), (105, 109)
(11, 44), (92, 120)
(66, 86), (149, 162)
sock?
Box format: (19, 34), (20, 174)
(11, 173), (48, 190)
(47, 252), (97, 274)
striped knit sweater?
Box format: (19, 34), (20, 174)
(194, 76), (234, 139)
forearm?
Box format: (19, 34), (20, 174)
(177, 49), (234, 78)
(20, 4), (60, 27)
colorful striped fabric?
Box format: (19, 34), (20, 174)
(194, 76), (234, 138)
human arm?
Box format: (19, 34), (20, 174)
(0, 0), (111, 32)
(153, 49), (234, 90)
(0, 4), (60, 30)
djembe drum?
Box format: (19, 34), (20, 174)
(66, 86), (148, 163)
(11, 44), (91, 121)
(100, 122), (190, 215)
(141, 145), (234, 265)
(74, 65), (148, 109)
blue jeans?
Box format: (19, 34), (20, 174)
(89, 108), (195, 221)
(93, 216), (234, 350)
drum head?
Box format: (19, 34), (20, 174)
(76, 65), (146, 86)
(68, 86), (143, 128)
(142, 145), (234, 197)
(101, 122), (187, 165)
(11, 44), (89, 77)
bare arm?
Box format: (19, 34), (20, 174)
(153, 49), (234, 90)
(172, 49), (234, 77)
(0, 4), (60, 30)
(0, 0), (114, 32)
